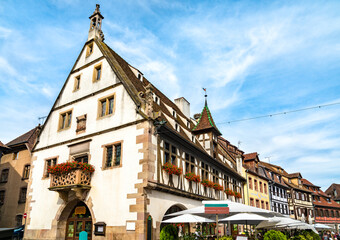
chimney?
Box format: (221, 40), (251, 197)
(174, 97), (190, 119)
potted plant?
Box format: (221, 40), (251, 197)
(184, 172), (201, 182)
(162, 162), (182, 175)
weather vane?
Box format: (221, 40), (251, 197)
(203, 88), (207, 105)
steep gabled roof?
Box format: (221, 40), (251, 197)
(325, 183), (340, 201)
(0, 141), (9, 149)
(6, 126), (40, 151)
(192, 102), (221, 135)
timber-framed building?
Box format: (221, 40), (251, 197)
(25, 5), (245, 240)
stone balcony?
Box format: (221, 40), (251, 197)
(48, 169), (92, 202)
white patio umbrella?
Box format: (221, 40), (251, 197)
(314, 223), (332, 230)
(220, 213), (269, 224)
(165, 200), (280, 218)
(162, 213), (215, 223)
(256, 216), (301, 229)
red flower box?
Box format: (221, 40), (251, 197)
(184, 172), (201, 182)
(47, 161), (95, 175)
(234, 191), (242, 198)
(162, 162), (182, 175)
(201, 179), (214, 188)
(213, 183), (223, 191)
(224, 188), (234, 196)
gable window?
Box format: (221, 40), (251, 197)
(22, 165), (30, 180)
(18, 187), (27, 203)
(0, 190), (5, 205)
(98, 94), (115, 118)
(103, 142), (122, 168)
(86, 42), (94, 57)
(44, 158), (57, 177)
(59, 110), (72, 130)
(13, 152), (19, 160)
(93, 63), (102, 82)
(172, 110), (176, 118)
(73, 75), (81, 92)
(0, 169), (9, 183)
(16, 215), (23, 227)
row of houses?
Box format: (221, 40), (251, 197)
(0, 5), (339, 240)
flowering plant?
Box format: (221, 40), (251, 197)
(184, 172), (201, 182)
(162, 162), (182, 175)
(47, 161), (95, 175)
(234, 191), (242, 198)
(213, 183), (223, 191)
(173, 223), (184, 228)
(224, 188), (234, 196)
(201, 179), (214, 188)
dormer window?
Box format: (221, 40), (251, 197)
(175, 123), (179, 132)
(153, 95), (160, 105)
(172, 110), (176, 118)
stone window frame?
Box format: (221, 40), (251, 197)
(73, 74), (82, 92)
(22, 164), (30, 180)
(18, 187), (27, 204)
(0, 169), (9, 183)
(97, 93), (116, 119)
(43, 156), (58, 178)
(92, 62), (102, 82)
(58, 109), (73, 131)
(102, 141), (123, 170)
(86, 42), (94, 57)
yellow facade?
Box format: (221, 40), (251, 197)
(243, 168), (270, 210)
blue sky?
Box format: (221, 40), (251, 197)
(1, 0), (340, 190)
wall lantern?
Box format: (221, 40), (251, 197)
(94, 222), (106, 236)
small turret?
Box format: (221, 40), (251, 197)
(88, 4), (104, 41)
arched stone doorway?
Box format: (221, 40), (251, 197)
(56, 200), (93, 240)
(65, 202), (92, 240)
(160, 204), (190, 236)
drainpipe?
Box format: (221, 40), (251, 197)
(245, 170), (249, 206)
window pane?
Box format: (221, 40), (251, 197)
(61, 114), (66, 129)
(67, 221), (74, 237)
(101, 100), (106, 116)
(108, 97), (114, 114)
(106, 146), (113, 167)
(96, 67), (101, 80)
(115, 144), (121, 165)
(67, 112), (72, 127)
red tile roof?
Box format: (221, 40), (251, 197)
(243, 152), (258, 161)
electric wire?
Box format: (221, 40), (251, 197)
(217, 101), (340, 125)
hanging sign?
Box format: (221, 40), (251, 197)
(204, 204), (229, 214)
(75, 206), (86, 215)
(23, 213), (27, 219)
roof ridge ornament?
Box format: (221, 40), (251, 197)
(88, 4), (105, 41)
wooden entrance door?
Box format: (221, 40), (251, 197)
(65, 203), (92, 240)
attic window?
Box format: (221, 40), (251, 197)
(153, 95), (160, 105)
(187, 120), (190, 128)
(172, 110), (176, 118)
(73, 75), (81, 92)
(86, 42), (94, 57)
(137, 73), (142, 81)
(93, 63), (102, 82)
(175, 123), (179, 132)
